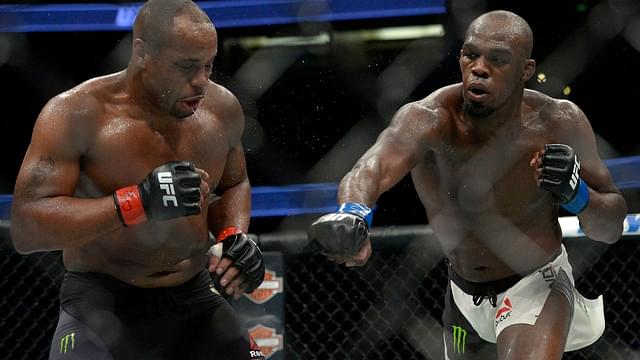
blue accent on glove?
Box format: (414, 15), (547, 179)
(561, 179), (590, 214)
(337, 202), (373, 227)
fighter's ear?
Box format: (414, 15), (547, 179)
(132, 38), (147, 67)
(523, 59), (536, 81)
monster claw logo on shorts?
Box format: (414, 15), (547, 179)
(451, 325), (467, 355)
(59, 331), (75, 354)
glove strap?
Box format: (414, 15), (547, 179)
(216, 226), (243, 243)
(113, 185), (148, 226)
(561, 179), (590, 214)
(337, 202), (373, 227)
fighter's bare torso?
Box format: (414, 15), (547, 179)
(61, 71), (235, 287)
(412, 84), (564, 282)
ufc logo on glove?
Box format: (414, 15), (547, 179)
(158, 171), (178, 207)
(113, 161), (201, 226)
(569, 157), (580, 190)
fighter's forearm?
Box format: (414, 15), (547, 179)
(337, 157), (384, 207)
(208, 179), (251, 235)
(577, 190), (627, 244)
(10, 196), (122, 254)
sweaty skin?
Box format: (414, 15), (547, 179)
(401, 85), (597, 280)
(11, 10), (251, 295)
(329, 11), (626, 359)
(335, 12), (625, 281)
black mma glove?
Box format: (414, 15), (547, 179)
(114, 161), (202, 226)
(217, 228), (265, 293)
(308, 202), (373, 256)
(539, 144), (590, 214)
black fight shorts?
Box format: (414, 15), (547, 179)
(48, 270), (255, 360)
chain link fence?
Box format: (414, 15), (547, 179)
(1, 223), (639, 359)
(1, 224), (63, 360)
(282, 232), (640, 360)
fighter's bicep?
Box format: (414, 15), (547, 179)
(15, 153), (78, 201)
(218, 143), (248, 189)
(372, 110), (435, 192)
(553, 102), (617, 193)
(372, 129), (420, 186)
(384, 104), (436, 160)
(578, 138), (618, 195)
(15, 103), (84, 200)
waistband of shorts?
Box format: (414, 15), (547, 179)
(446, 247), (563, 296)
(447, 264), (523, 296)
(62, 269), (212, 296)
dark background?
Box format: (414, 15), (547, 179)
(1, 0), (639, 234)
(1, 3), (640, 359)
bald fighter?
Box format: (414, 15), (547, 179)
(309, 10), (627, 359)
(11, 1), (264, 359)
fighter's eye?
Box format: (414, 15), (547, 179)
(489, 56), (509, 65)
(176, 62), (194, 71)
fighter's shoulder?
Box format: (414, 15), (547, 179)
(43, 74), (115, 123)
(202, 82), (244, 139)
(32, 74), (118, 152)
(393, 84), (457, 129)
(524, 89), (587, 126)
(204, 82), (242, 115)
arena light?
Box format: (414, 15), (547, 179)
(335, 24), (445, 42)
(234, 33), (331, 48)
(230, 24), (445, 49)
(536, 72), (547, 83)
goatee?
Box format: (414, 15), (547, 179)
(463, 100), (494, 118)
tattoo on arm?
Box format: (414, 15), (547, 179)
(20, 156), (55, 199)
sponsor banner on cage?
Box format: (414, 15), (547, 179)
(249, 324), (284, 359)
(235, 252), (286, 360)
(245, 269), (284, 304)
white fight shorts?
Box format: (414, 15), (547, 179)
(449, 245), (605, 351)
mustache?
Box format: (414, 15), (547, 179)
(181, 92), (205, 101)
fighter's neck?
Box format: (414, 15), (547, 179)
(121, 69), (181, 130)
(462, 96), (523, 140)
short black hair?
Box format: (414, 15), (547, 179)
(465, 10), (533, 58)
(133, 0), (212, 52)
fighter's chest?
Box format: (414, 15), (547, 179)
(431, 134), (546, 209)
(81, 115), (228, 194)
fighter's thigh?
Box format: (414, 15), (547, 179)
(442, 284), (496, 359)
(496, 291), (572, 360)
(177, 300), (251, 359)
(49, 309), (113, 360)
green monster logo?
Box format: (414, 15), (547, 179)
(59, 332), (75, 354)
(451, 325), (467, 355)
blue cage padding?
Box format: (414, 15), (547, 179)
(1, 155), (638, 220)
(0, 0), (446, 32)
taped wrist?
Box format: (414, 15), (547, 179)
(561, 179), (589, 214)
(113, 185), (148, 226)
(216, 226), (243, 243)
(215, 228), (264, 292)
(337, 202), (373, 227)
